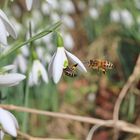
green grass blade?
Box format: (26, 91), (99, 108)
(0, 21), (61, 60)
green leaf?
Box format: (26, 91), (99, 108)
(0, 21), (61, 60)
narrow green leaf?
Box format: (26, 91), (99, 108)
(0, 21), (61, 60)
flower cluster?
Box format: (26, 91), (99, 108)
(0, 9), (17, 46)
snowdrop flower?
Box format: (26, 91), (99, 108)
(1, 65), (15, 72)
(0, 64), (25, 87)
(110, 10), (120, 22)
(25, 0), (33, 11)
(110, 9), (133, 27)
(25, 0), (40, 11)
(62, 15), (75, 29)
(29, 60), (49, 86)
(48, 33), (87, 83)
(42, 2), (51, 15)
(50, 13), (60, 21)
(0, 73), (26, 87)
(21, 45), (29, 57)
(120, 9), (133, 27)
(47, 0), (59, 9)
(60, 0), (75, 14)
(13, 54), (27, 73)
(0, 9), (17, 46)
(89, 8), (99, 19)
(0, 108), (19, 138)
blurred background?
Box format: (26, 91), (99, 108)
(1, 0), (140, 139)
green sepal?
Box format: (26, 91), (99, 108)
(56, 32), (64, 47)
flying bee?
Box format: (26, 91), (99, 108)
(85, 59), (113, 74)
(63, 63), (78, 77)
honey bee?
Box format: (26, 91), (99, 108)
(63, 63), (78, 77)
(87, 59), (113, 74)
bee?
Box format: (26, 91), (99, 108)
(63, 63), (78, 77)
(87, 59), (113, 74)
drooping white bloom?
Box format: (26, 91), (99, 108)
(0, 9), (17, 46)
(1, 65), (15, 72)
(0, 73), (26, 87)
(0, 108), (19, 138)
(47, 0), (59, 9)
(13, 54), (27, 73)
(25, 0), (39, 11)
(60, 0), (75, 14)
(25, 0), (33, 11)
(89, 8), (99, 19)
(50, 13), (60, 21)
(120, 9), (133, 27)
(0, 64), (25, 87)
(110, 9), (133, 27)
(110, 10), (120, 22)
(42, 2), (51, 15)
(29, 60), (49, 86)
(62, 15), (75, 29)
(48, 47), (87, 83)
(20, 45), (29, 57)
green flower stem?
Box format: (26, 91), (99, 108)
(0, 21), (61, 61)
(22, 21), (33, 133)
(22, 72), (30, 133)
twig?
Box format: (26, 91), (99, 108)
(0, 104), (140, 135)
(86, 120), (113, 140)
(18, 130), (68, 140)
(113, 54), (140, 140)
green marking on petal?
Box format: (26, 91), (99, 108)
(63, 60), (68, 68)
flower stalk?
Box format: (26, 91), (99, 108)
(22, 21), (32, 133)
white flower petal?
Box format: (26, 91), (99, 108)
(18, 55), (27, 73)
(65, 50), (87, 72)
(0, 73), (26, 87)
(32, 61), (38, 85)
(39, 64), (49, 84)
(0, 130), (4, 140)
(0, 108), (17, 137)
(6, 111), (19, 129)
(0, 9), (17, 39)
(2, 65), (15, 72)
(0, 18), (7, 45)
(35, 60), (49, 84)
(52, 48), (66, 83)
(25, 0), (33, 11)
(28, 72), (34, 86)
(48, 52), (56, 78)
